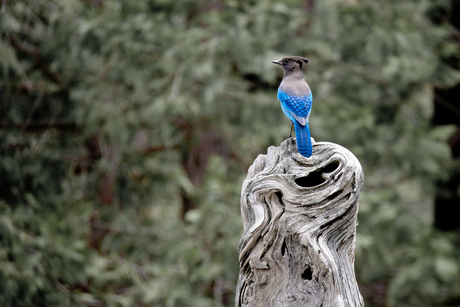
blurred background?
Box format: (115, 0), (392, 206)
(1, 0), (460, 306)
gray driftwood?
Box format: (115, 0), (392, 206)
(235, 138), (364, 307)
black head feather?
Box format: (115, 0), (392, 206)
(272, 56), (310, 70)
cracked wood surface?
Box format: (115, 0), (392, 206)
(236, 138), (364, 307)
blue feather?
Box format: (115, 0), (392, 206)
(277, 89), (313, 157)
(294, 121), (312, 157)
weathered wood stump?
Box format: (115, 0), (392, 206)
(236, 138), (364, 307)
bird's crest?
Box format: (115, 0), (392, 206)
(272, 56), (310, 70)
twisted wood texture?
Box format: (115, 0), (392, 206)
(236, 138), (364, 307)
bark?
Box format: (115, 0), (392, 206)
(236, 138), (364, 307)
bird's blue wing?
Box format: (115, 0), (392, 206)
(277, 90), (312, 126)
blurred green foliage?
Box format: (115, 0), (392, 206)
(1, 0), (460, 306)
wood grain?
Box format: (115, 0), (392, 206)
(236, 138), (364, 307)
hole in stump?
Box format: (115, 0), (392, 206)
(281, 238), (287, 256)
(295, 172), (324, 187)
(323, 161), (339, 173)
(302, 266), (313, 280)
(294, 161), (340, 187)
(275, 191), (283, 204)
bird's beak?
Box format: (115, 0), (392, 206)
(272, 60), (282, 65)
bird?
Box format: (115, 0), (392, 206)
(272, 56), (313, 157)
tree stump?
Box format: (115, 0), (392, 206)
(235, 138), (364, 307)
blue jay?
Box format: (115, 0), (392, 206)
(272, 56), (313, 157)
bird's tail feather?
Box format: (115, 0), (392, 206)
(294, 121), (312, 157)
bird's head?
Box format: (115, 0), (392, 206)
(272, 56), (310, 71)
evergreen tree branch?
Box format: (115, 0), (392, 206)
(4, 34), (62, 85)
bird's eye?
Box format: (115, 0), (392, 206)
(284, 59), (289, 63)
